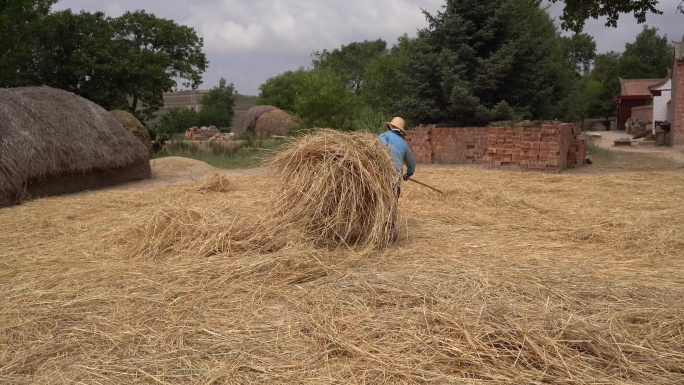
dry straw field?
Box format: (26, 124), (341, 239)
(2, 131), (684, 384)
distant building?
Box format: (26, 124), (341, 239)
(616, 41), (684, 146)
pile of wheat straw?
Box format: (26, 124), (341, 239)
(128, 172), (290, 261)
(2, 157), (684, 384)
(267, 129), (399, 249)
(130, 130), (399, 260)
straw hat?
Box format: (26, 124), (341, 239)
(384, 117), (406, 136)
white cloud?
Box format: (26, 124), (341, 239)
(183, 0), (442, 55)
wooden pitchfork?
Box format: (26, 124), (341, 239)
(407, 178), (446, 196)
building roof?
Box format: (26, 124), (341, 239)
(620, 78), (660, 96)
(619, 69), (671, 96)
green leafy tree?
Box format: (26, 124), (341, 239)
(361, 35), (416, 115)
(311, 39), (387, 93)
(585, 27), (670, 120)
(619, 25), (671, 79)
(4, 7), (207, 121)
(398, 0), (573, 125)
(111, 11), (208, 120)
(157, 107), (199, 134)
(583, 78), (608, 119)
(257, 69), (308, 112)
(0, 0), (57, 86)
(589, 51), (622, 118)
(560, 33), (597, 74)
(258, 68), (362, 130)
(26, 10), (128, 109)
(197, 78), (237, 130)
(293, 69), (362, 130)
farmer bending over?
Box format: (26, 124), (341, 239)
(379, 116), (416, 195)
(379, 116), (416, 242)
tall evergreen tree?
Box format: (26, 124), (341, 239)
(397, 0), (572, 126)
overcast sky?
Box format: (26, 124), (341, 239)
(52, 0), (684, 95)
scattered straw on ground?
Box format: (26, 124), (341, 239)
(2, 154), (684, 384)
(195, 172), (235, 193)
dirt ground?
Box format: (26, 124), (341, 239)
(586, 130), (684, 163)
(560, 130), (684, 175)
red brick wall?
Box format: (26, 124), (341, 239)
(405, 122), (585, 173)
(405, 125), (433, 163)
(673, 44), (684, 145)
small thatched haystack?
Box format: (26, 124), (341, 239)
(232, 105), (277, 135)
(254, 109), (297, 139)
(0, 86), (151, 207)
(109, 110), (153, 158)
(268, 129), (398, 249)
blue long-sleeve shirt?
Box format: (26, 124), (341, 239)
(379, 130), (416, 176)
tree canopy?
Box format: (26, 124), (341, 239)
(253, 0), (677, 128)
(258, 68), (361, 130)
(198, 78), (237, 129)
(560, 33), (597, 74)
(1, 2), (208, 121)
(395, 0), (574, 125)
(585, 26), (671, 118)
(361, 35), (416, 116)
(619, 25), (671, 79)
(544, 0), (683, 32)
(0, 0), (57, 87)
(311, 39), (388, 94)
(111, 11), (207, 119)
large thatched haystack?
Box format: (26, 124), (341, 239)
(254, 109), (297, 139)
(232, 105), (277, 135)
(0, 86), (151, 207)
(109, 110), (153, 158)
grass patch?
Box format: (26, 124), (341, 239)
(586, 140), (615, 161)
(154, 138), (283, 169)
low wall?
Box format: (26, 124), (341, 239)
(405, 122), (586, 173)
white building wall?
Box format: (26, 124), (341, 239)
(652, 79), (671, 122)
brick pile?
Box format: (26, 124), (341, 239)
(484, 123), (574, 172)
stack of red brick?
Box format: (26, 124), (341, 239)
(404, 122), (586, 173)
(484, 123), (574, 171)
